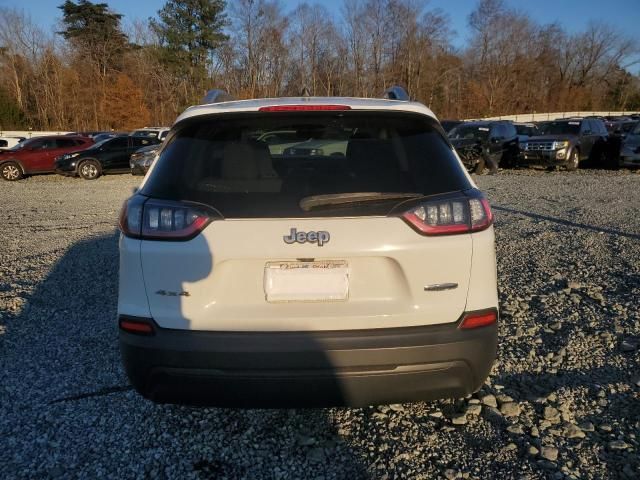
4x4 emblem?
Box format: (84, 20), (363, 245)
(283, 228), (330, 247)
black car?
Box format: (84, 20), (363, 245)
(448, 121), (519, 173)
(55, 135), (160, 179)
(519, 118), (610, 170)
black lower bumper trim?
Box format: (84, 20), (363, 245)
(120, 313), (498, 408)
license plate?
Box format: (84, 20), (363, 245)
(264, 260), (349, 302)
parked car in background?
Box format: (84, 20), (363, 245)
(0, 135), (93, 181)
(55, 135), (160, 179)
(130, 144), (161, 175)
(448, 120), (519, 173)
(131, 127), (170, 141)
(519, 118), (610, 170)
(514, 123), (541, 143)
(283, 137), (349, 157)
(440, 120), (463, 133)
(0, 136), (26, 149)
(619, 121), (640, 168)
(256, 130), (306, 155)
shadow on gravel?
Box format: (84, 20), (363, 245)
(0, 231), (371, 479)
(493, 205), (640, 240)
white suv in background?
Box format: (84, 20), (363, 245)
(118, 89), (499, 407)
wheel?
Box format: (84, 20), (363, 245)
(565, 149), (579, 171)
(1, 161), (23, 181)
(78, 160), (100, 180)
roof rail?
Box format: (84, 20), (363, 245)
(201, 89), (235, 104)
(382, 86), (410, 101)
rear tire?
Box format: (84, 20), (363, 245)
(1, 161), (23, 181)
(565, 149), (579, 171)
(78, 160), (100, 180)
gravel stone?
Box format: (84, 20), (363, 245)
(500, 402), (521, 417)
(1, 171), (639, 479)
(506, 425), (524, 435)
(480, 394), (498, 408)
(563, 424), (586, 439)
(451, 414), (467, 425)
(541, 447), (559, 462)
(608, 440), (630, 451)
(544, 407), (560, 421)
(465, 404), (482, 416)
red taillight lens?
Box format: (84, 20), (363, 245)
(459, 309), (498, 329)
(119, 196), (216, 240)
(401, 196), (493, 235)
(258, 105), (351, 112)
(119, 318), (155, 335)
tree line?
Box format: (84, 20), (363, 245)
(0, 0), (638, 131)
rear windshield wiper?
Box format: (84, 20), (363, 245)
(299, 192), (423, 211)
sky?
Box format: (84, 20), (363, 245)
(4, 0), (640, 52)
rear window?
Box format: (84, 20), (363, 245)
(141, 112), (471, 218)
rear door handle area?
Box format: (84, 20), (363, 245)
(424, 283), (458, 291)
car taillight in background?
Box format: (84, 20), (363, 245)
(401, 195), (493, 235)
(119, 196), (218, 240)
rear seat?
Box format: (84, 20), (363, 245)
(198, 142), (282, 193)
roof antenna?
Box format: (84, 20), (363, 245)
(300, 86), (311, 97)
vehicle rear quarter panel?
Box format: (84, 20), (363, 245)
(118, 235), (151, 318)
(465, 227), (499, 312)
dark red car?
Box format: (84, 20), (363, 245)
(0, 135), (93, 181)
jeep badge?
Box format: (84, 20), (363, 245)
(283, 228), (330, 247)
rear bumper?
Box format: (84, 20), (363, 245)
(120, 312), (498, 407)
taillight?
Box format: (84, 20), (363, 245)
(401, 195), (493, 235)
(119, 316), (155, 335)
(459, 309), (498, 329)
(258, 105), (351, 112)
(119, 196), (217, 241)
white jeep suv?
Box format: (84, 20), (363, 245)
(118, 90), (498, 407)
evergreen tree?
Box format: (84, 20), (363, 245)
(58, 1), (128, 75)
(151, 0), (229, 91)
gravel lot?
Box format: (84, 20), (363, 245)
(1, 170), (639, 479)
